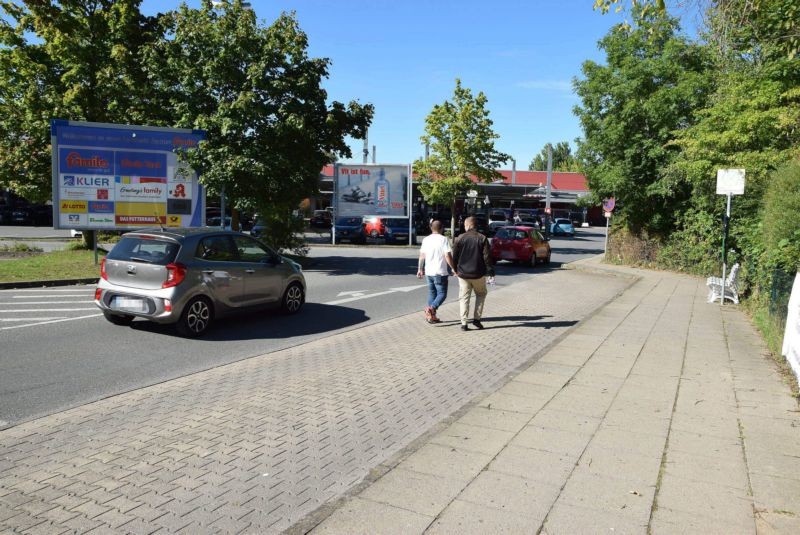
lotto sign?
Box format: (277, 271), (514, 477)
(51, 119), (206, 231)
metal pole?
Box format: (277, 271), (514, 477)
(720, 192), (731, 305)
(604, 214), (609, 259)
(545, 144), (553, 238)
(93, 229), (98, 265)
(220, 185), (226, 229)
(363, 130), (369, 164)
(372, 145), (376, 164)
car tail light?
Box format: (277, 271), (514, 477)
(164, 299), (172, 312)
(94, 288), (102, 301)
(100, 257), (108, 281)
(163, 263), (187, 288)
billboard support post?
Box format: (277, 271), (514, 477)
(93, 229), (98, 265)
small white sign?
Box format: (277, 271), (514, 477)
(783, 272), (800, 389)
(716, 169), (746, 195)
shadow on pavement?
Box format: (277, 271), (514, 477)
(424, 315), (577, 331)
(128, 303), (370, 341)
(305, 255), (419, 277)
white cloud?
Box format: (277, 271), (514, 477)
(516, 80), (573, 92)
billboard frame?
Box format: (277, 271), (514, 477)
(51, 119), (207, 231)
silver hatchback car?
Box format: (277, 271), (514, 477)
(95, 228), (306, 337)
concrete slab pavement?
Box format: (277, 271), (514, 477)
(309, 258), (800, 535)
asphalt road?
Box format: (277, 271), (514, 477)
(0, 228), (606, 429)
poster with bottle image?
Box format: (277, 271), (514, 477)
(334, 164), (411, 218)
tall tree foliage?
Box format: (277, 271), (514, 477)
(528, 141), (579, 172)
(573, 11), (713, 234)
(0, 0), (163, 202)
(415, 79), (509, 236)
(145, 1), (373, 232)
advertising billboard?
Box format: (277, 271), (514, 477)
(334, 164), (411, 218)
(51, 120), (206, 230)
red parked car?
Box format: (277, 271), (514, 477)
(491, 226), (551, 266)
(363, 216), (386, 238)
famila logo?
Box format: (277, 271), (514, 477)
(65, 151), (109, 169)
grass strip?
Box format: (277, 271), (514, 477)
(0, 250), (104, 283)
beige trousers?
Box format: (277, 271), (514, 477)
(458, 276), (488, 325)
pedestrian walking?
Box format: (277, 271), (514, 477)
(452, 216), (495, 331)
(417, 220), (455, 324)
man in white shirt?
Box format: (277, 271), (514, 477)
(416, 220), (455, 324)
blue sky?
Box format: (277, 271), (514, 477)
(140, 1), (690, 169)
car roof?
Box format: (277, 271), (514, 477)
(123, 227), (245, 240)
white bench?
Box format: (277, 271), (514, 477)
(707, 263), (741, 304)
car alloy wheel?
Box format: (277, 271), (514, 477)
(281, 282), (305, 314)
(177, 296), (213, 337)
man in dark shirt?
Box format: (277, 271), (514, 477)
(452, 216), (495, 331)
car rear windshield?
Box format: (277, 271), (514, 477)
(337, 217), (362, 226)
(107, 236), (180, 265)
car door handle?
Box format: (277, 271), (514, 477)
(245, 269), (255, 274)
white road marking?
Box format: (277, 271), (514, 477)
(0, 318), (65, 322)
(4, 288), (96, 292)
(336, 290), (369, 298)
(0, 301), (93, 305)
(0, 308), (97, 313)
(13, 295), (91, 298)
(0, 313), (103, 331)
(324, 284), (426, 306)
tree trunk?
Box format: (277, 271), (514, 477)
(82, 230), (95, 250)
(450, 200), (457, 240)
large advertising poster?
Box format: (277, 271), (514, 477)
(51, 120), (206, 230)
(335, 164), (411, 218)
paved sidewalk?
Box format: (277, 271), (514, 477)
(309, 259), (800, 534)
(0, 262), (629, 533)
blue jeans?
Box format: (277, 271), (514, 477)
(426, 275), (449, 310)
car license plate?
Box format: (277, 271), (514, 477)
(111, 296), (147, 313)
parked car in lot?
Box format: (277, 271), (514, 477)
(310, 210), (332, 228)
(363, 216), (386, 238)
(207, 216), (233, 230)
(384, 218), (416, 245)
(250, 219), (267, 239)
(333, 217), (367, 244)
(10, 204), (52, 226)
(550, 218), (575, 237)
(456, 214), (489, 237)
(95, 228), (306, 337)
(491, 226), (551, 266)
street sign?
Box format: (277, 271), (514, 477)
(544, 207), (551, 214)
(604, 211), (612, 218)
(602, 197), (616, 212)
(716, 169), (745, 195)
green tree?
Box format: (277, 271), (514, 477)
(573, 11), (714, 234)
(415, 79), (509, 236)
(528, 142), (579, 172)
(0, 0), (164, 203)
(145, 1), (372, 245)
